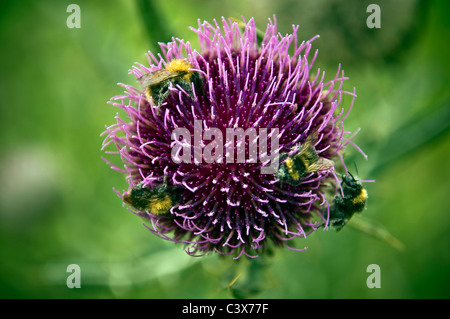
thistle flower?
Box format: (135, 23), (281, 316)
(102, 17), (363, 259)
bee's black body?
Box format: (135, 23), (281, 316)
(329, 173), (368, 231)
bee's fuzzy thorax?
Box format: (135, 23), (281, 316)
(352, 188), (368, 205)
(284, 157), (300, 181)
(149, 194), (173, 215)
(165, 59), (193, 74)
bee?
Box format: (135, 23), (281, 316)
(276, 133), (335, 186)
(123, 181), (181, 216)
(328, 172), (368, 231)
(138, 59), (203, 109)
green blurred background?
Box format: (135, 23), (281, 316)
(0, 0), (449, 299)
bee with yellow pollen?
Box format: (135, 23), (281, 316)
(138, 59), (203, 110)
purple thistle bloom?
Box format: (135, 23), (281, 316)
(102, 17), (363, 259)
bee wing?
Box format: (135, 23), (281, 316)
(304, 131), (319, 145)
(295, 142), (320, 167)
(307, 157), (334, 173)
(295, 131), (319, 157)
(296, 142), (316, 157)
(137, 69), (179, 88)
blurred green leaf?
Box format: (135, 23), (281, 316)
(228, 258), (270, 299)
(136, 0), (174, 51)
(348, 216), (405, 251)
(0, 0), (449, 299)
(369, 99), (450, 176)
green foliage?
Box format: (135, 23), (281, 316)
(0, 0), (449, 299)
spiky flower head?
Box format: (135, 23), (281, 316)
(102, 17), (361, 259)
